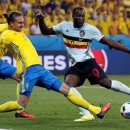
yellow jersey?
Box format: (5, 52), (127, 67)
(1, 30), (42, 74)
(0, 23), (8, 59)
(119, 21), (129, 35)
(0, 23), (8, 33)
(99, 20), (110, 35)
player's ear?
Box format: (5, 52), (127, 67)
(10, 21), (14, 28)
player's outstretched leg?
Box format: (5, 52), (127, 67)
(71, 87), (94, 121)
(0, 101), (24, 112)
(0, 101), (35, 118)
(15, 84), (35, 118)
(61, 85), (111, 119)
(74, 103), (111, 121)
(111, 80), (130, 95)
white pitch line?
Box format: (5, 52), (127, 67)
(0, 129), (13, 130)
(78, 86), (104, 89)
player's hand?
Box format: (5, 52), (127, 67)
(36, 12), (44, 19)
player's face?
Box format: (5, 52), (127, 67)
(73, 9), (85, 28)
(10, 16), (25, 32)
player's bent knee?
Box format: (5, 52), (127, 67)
(98, 80), (111, 89)
(59, 83), (70, 95)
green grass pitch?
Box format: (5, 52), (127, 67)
(0, 75), (130, 130)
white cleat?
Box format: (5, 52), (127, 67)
(79, 111), (84, 115)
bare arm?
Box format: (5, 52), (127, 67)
(100, 36), (130, 54)
(36, 13), (56, 35)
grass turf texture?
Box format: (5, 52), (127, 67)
(0, 75), (130, 130)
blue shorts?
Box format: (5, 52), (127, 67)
(19, 65), (63, 97)
(0, 60), (16, 79)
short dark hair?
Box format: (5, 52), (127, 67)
(72, 7), (85, 15)
(3, 11), (23, 25)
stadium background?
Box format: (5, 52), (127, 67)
(1, 0), (130, 75)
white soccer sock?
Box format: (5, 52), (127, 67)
(71, 87), (93, 117)
(111, 80), (130, 95)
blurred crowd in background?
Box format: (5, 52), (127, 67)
(0, 0), (130, 36)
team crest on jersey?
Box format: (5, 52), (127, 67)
(70, 40), (74, 47)
(80, 30), (85, 37)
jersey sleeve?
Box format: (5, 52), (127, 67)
(52, 22), (64, 34)
(0, 23), (8, 34)
(90, 26), (104, 41)
(1, 32), (12, 45)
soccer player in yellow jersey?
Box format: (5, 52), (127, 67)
(0, 11), (111, 120)
(0, 23), (20, 82)
(0, 23), (35, 118)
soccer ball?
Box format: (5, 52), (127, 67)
(120, 102), (130, 119)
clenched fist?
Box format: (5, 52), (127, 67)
(36, 12), (44, 19)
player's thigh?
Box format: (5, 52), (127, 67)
(65, 74), (80, 87)
(36, 70), (62, 92)
(0, 60), (16, 79)
(19, 74), (37, 97)
(64, 66), (85, 87)
(87, 63), (107, 85)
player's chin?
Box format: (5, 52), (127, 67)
(77, 22), (84, 27)
(78, 24), (83, 28)
(19, 28), (23, 32)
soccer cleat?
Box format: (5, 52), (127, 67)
(96, 103), (111, 119)
(15, 111), (36, 118)
(74, 114), (94, 121)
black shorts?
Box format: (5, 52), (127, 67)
(65, 58), (107, 86)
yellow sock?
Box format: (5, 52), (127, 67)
(0, 101), (24, 112)
(16, 84), (24, 113)
(66, 89), (101, 114)
(16, 83), (20, 99)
